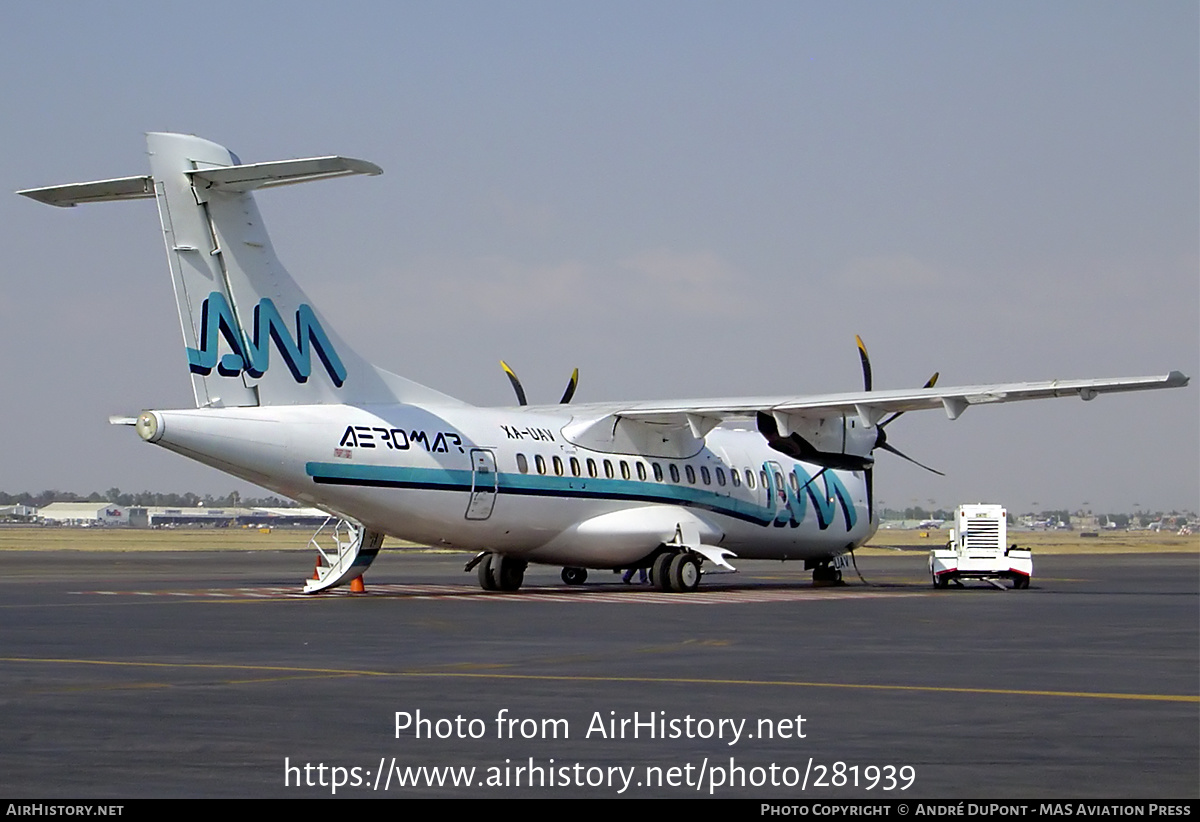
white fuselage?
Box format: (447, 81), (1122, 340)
(144, 402), (876, 569)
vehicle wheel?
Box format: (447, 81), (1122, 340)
(561, 567), (587, 586)
(668, 554), (701, 592)
(650, 553), (673, 592)
(496, 557), (526, 592)
(932, 573), (949, 589)
(477, 553), (498, 591)
(1013, 575), (1029, 590)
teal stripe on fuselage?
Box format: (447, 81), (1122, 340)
(305, 461), (776, 526)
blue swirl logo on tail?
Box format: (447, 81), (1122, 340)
(185, 292), (347, 387)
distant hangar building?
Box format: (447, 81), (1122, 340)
(36, 503), (328, 528)
(37, 502), (130, 526)
(131, 506), (329, 528)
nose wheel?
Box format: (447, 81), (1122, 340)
(812, 564), (843, 585)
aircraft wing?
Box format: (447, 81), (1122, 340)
(568, 371), (1189, 434)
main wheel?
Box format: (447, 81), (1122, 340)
(1012, 575), (1030, 590)
(477, 553), (498, 591)
(650, 553), (673, 592)
(496, 557), (526, 592)
(561, 567), (587, 586)
(667, 554), (701, 592)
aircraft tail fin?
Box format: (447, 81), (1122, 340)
(18, 132), (463, 410)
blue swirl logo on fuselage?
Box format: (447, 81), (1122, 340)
(185, 291), (346, 387)
(763, 462), (858, 531)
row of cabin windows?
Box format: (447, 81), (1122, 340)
(513, 453), (800, 496)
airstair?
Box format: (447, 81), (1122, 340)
(303, 518), (384, 593)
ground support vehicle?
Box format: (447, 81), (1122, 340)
(929, 504), (1031, 589)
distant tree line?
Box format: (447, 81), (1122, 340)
(878, 506), (1192, 527)
(0, 489), (299, 508)
(879, 507), (955, 522)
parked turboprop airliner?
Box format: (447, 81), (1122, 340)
(18, 133), (1190, 594)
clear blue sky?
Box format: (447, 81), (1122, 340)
(2, 2), (1196, 512)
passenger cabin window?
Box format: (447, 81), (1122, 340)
(669, 464), (680, 483)
(535, 455), (546, 475)
(637, 463), (647, 481)
(516, 454), (528, 474)
(587, 459), (598, 478)
(553, 456), (564, 476)
(731, 469), (741, 487)
(653, 463), (664, 482)
(716, 467), (726, 486)
(604, 460), (614, 479)
(761, 470), (769, 490)
(685, 465), (696, 484)
(700, 466), (711, 485)
(789, 472), (800, 494)
(570, 457), (581, 477)
(620, 461), (631, 480)
(745, 469), (755, 490)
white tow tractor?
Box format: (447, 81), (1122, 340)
(929, 504), (1032, 589)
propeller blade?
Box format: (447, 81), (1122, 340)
(855, 335), (872, 392)
(499, 360), (528, 406)
(879, 442), (945, 476)
(879, 371), (939, 429)
(856, 338), (942, 477)
(559, 368), (579, 404)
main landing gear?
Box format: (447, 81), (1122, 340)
(468, 551), (707, 593)
(649, 551), (702, 593)
(472, 552), (527, 592)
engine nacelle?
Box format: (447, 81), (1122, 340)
(756, 411), (877, 471)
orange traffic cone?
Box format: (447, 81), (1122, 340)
(350, 576), (365, 593)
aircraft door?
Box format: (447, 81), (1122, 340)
(466, 448), (498, 520)
(764, 460), (790, 518)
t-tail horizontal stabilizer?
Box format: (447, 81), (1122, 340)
(18, 133), (464, 411)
